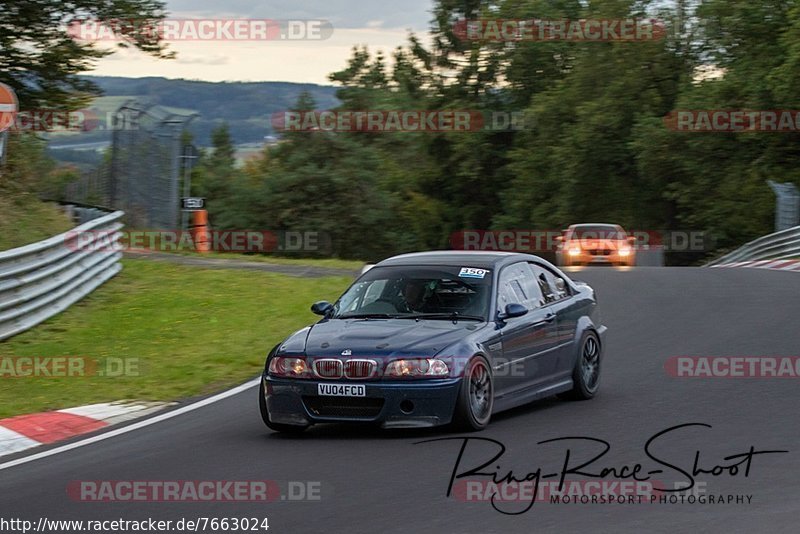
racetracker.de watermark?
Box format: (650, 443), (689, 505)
(0, 357), (140, 378)
(665, 356), (800, 378)
(1, 109), (104, 133)
(0, 109), (153, 133)
(67, 480), (322, 502)
(664, 110), (800, 132)
(67, 19), (333, 41)
(452, 479), (709, 505)
(270, 110), (531, 133)
(66, 230), (327, 254)
(450, 230), (711, 252)
(453, 18), (666, 42)
(270, 356), (528, 379)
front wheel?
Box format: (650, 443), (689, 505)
(452, 356), (494, 431)
(259, 383), (308, 433)
(560, 331), (601, 400)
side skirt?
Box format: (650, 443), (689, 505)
(492, 379), (573, 414)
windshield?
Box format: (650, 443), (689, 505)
(567, 226), (626, 240)
(333, 265), (492, 320)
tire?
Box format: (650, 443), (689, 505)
(452, 356), (494, 431)
(560, 330), (601, 400)
(258, 382), (308, 433)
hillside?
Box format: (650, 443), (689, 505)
(48, 76), (340, 151)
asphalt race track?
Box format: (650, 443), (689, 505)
(2, 267), (799, 533)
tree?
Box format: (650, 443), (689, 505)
(632, 0), (797, 255)
(0, 0), (172, 109)
(192, 123), (259, 229)
(208, 123), (235, 169)
(183, 0), (800, 262)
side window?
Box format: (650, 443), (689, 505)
(530, 263), (570, 303)
(498, 262), (544, 311)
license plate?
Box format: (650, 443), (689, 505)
(317, 384), (366, 397)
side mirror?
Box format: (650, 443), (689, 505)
(555, 235), (564, 243)
(627, 236), (636, 245)
(554, 278), (567, 293)
(311, 301), (334, 316)
(497, 303), (528, 321)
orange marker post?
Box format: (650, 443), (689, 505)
(191, 209), (211, 253)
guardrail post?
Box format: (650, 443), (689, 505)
(768, 180), (800, 232)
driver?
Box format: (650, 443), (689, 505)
(400, 279), (432, 313)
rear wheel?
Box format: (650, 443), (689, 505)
(560, 331), (601, 400)
(452, 356), (493, 431)
(259, 383), (308, 433)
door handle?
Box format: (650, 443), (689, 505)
(533, 312), (556, 325)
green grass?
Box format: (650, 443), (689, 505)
(0, 258), (351, 418)
(166, 250), (366, 270)
(0, 196), (73, 251)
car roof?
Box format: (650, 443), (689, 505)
(375, 251), (542, 270)
(569, 223), (622, 229)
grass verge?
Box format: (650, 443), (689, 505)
(166, 250), (366, 270)
(0, 196), (73, 252)
(0, 258), (352, 418)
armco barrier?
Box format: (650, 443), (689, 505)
(0, 211), (124, 341)
(706, 225), (800, 266)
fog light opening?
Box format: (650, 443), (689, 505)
(400, 400), (415, 414)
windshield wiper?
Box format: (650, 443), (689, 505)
(336, 312), (485, 323)
(336, 313), (396, 319)
(413, 312), (485, 324)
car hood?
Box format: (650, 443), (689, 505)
(281, 318), (486, 359)
(569, 238), (627, 249)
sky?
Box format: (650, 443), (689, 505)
(90, 0), (435, 85)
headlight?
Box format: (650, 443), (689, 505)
(385, 358), (449, 378)
(568, 247), (582, 256)
(268, 357), (311, 378)
(618, 247), (631, 256)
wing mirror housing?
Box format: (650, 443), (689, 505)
(497, 303), (528, 321)
(311, 301), (334, 316)
(554, 277), (567, 293)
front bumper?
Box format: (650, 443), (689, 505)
(263, 374), (462, 429)
(597, 324), (608, 347)
(561, 250), (635, 266)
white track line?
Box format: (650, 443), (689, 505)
(712, 260), (800, 271)
(0, 377), (260, 471)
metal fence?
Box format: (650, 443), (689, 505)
(64, 100), (197, 229)
(0, 210), (124, 341)
(110, 101), (197, 228)
(706, 225), (800, 266)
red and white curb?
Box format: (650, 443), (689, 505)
(710, 259), (800, 272)
(0, 401), (172, 458)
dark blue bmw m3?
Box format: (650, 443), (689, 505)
(260, 251), (607, 432)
